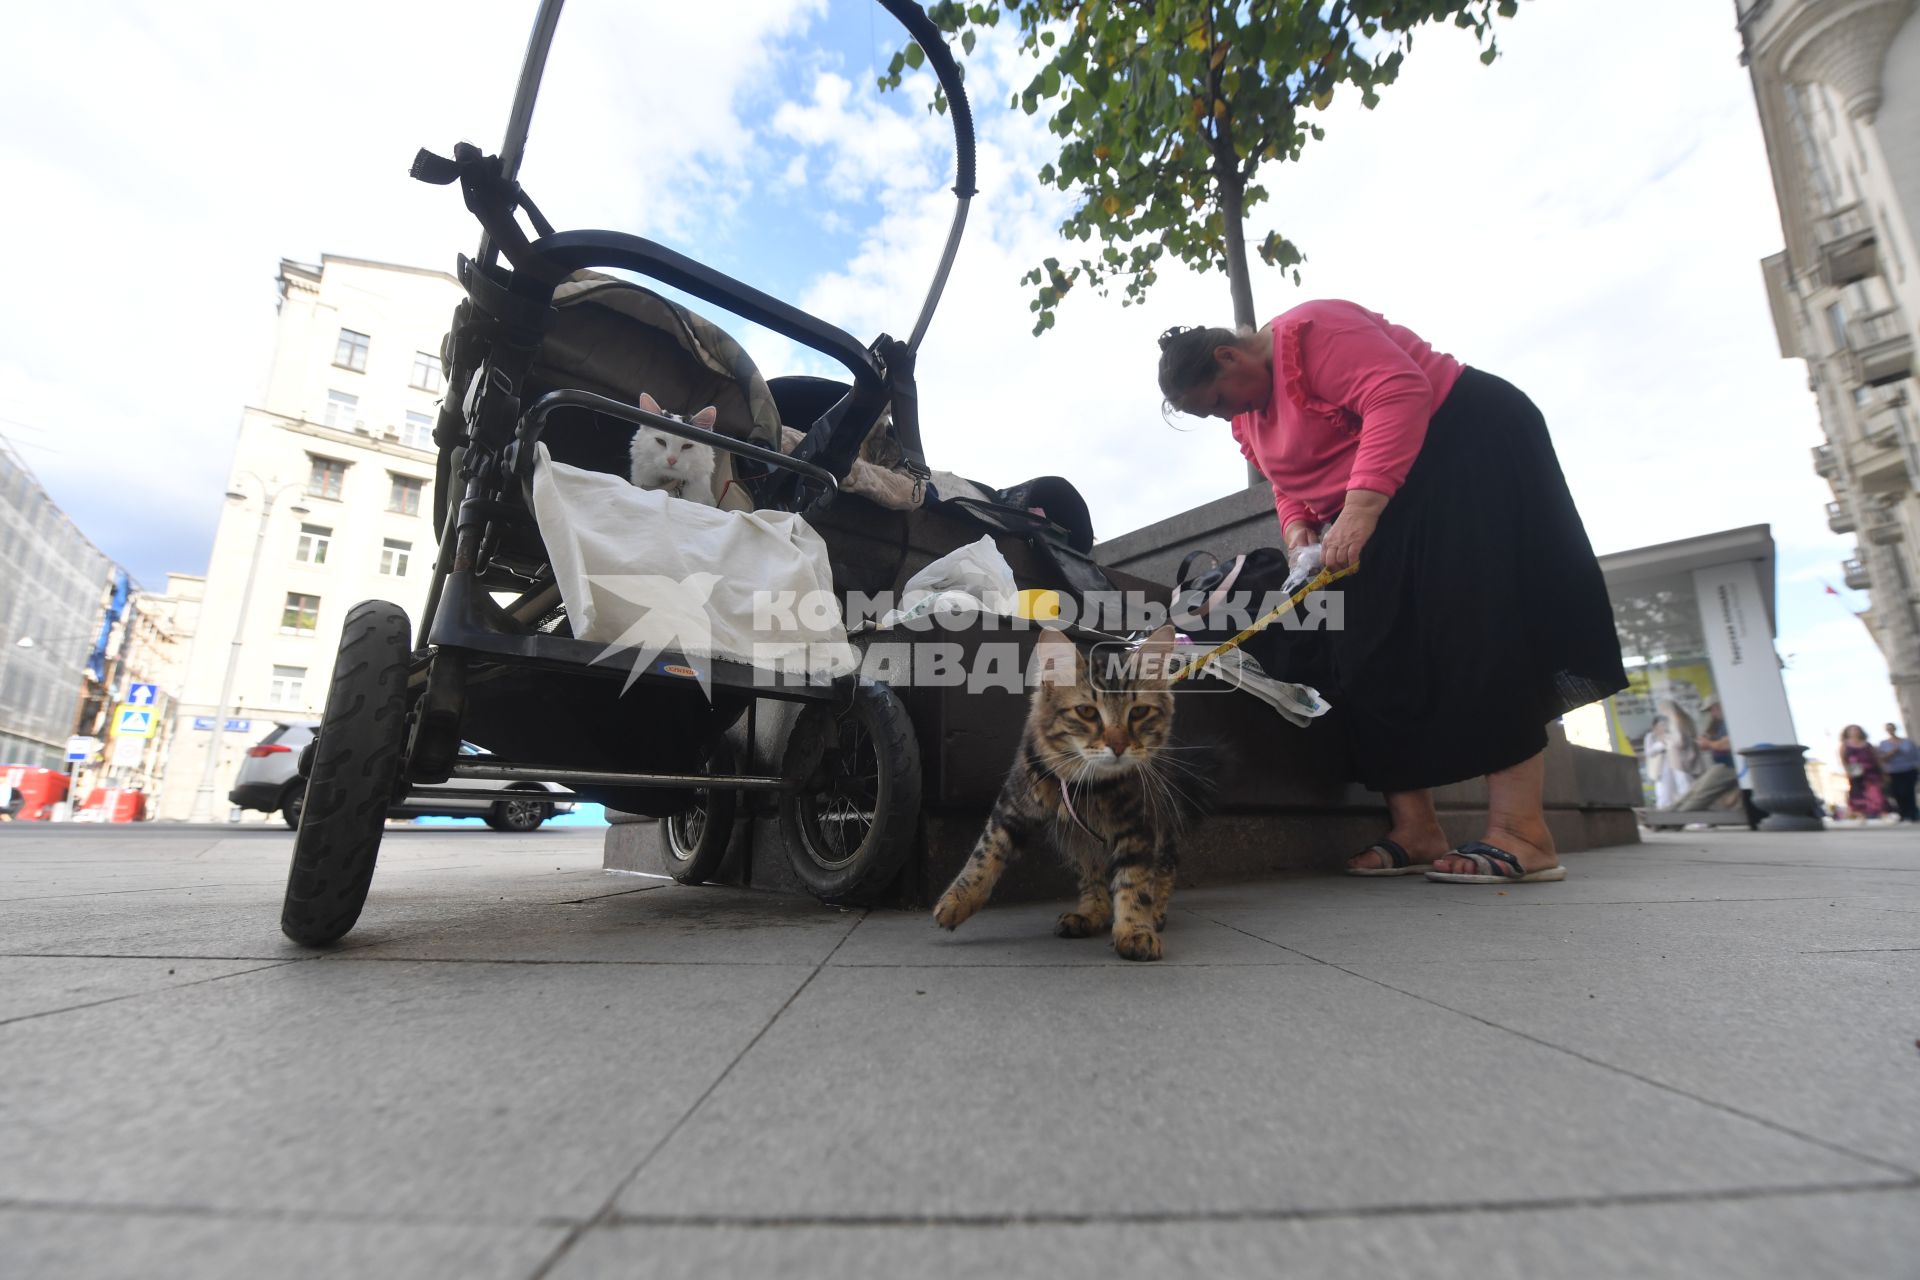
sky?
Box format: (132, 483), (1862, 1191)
(0, 0), (1900, 764)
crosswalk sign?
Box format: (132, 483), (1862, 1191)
(113, 704), (158, 739)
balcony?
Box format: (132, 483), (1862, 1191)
(1843, 556), (1870, 591)
(1863, 508), (1905, 546)
(1846, 308), (1915, 387)
(1816, 203), (1880, 288)
(1813, 443), (1840, 477)
(1827, 500), (1856, 534)
(1852, 388), (1913, 491)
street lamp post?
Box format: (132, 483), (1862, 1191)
(187, 475), (310, 823)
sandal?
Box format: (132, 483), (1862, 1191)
(1345, 839), (1427, 877)
(1424, 841), (1567, 884)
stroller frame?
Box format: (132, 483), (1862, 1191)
(278, 0), (977, 945)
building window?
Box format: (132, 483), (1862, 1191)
(1826, 302), (1848, 350)
(334, 329), (370, 372)
(324, 390), (360, 430)
(295, 523), (332, 565)
(306, 456), (348, 501)
(388, 474), (423, 516)
(281, 593), (320, 636)
(402, 410), (434, 450)
(380, 538), (412, 577)
(270, 665), (307, 705)
(410, 351), (444, 394)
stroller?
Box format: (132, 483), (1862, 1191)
(279, 0), (982, 945)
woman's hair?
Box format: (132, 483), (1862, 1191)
(1842, 723), (1867, 746)
(1157, 324), (1256, 405)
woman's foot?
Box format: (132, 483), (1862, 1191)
(1346, 827), (1449, 873)
(1429, 822), (1559, 878)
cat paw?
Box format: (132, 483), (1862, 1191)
(932, 893), (975, 931)
(1054, 911), (1104, 938)
(1112, 928), (1163, 962)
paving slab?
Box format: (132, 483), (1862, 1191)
(0, 959), (809, 1220)
(554, 1187), (1920, 1279)
(1188, 891), (1920, 965)
(831, 899), (1319, 967)
(616, 964), (1886, 1221)
(0, 1207), (566, 1280)
(0, 844), (623, 960)
(333, 882), (864, 967)
(1343, 949), (1920, 1172)
(0, 956), (287, 1024)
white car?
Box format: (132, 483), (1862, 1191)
(230, 721), (574, 831)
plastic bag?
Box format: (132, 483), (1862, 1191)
(879, 534), (1018, 627)
(1186, 644), (1331, 728)
(1281, 542), (1324, 596)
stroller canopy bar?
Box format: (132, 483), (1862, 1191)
(532, 231), (883, 392)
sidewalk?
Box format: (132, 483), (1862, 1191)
(1, 824), (1914, 1278)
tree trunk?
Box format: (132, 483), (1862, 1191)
(1217, 170), (1257, 331)
(1212, 155), (1263, 484)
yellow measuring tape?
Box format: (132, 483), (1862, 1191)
(1168, 561), (1360, 684)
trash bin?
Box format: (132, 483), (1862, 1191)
(1737, 743), (1823, 832)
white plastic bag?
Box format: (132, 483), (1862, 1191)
(880, 535), (1018, 627)
(1281, 542), (1324, 595)
(1189, 645), (1331, 728)
(529, 444), (857, 678)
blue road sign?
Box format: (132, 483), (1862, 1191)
(192, 718), (254, 732)
(113, 706), (157, 739)
(126, 683), (159, 706)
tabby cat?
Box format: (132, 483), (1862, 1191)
(932, 623), (1207, 961)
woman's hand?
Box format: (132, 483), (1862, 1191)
(1322, 489), (1387, 572)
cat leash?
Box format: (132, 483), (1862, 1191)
(1166, 562), (1361, 685)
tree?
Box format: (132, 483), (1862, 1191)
(884, 0), (1522, 334)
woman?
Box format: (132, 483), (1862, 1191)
(1656, 698), (1703, 803)
(1643, 715), (1673, 809)
(1158, 300), (1626, 883)
(1840, 724), (1888, 820)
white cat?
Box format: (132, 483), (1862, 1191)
(626, 392), (719, 505)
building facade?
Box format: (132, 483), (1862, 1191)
(161, 256), (463, 821)
(0, 435), (117, 768)
(1739, 0), (1920, 732)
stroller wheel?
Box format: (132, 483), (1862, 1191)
(280, 600), (411, 946)
(778, 682), (921, 905)
(663, 739), (738, 885)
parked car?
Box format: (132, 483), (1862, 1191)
(229, 721), (572, 831)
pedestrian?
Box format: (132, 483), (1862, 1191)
(1157, 300), (1627, 884)
(1840, 724), (1889, 820)
(1668, 697), (1739, 813)
(1656, 698), (1704, 802)
(1879, 722), (1919, 822)
(1643, 714), (1673, 808)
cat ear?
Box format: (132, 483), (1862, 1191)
(1029, 625), (1079, 688)
(638, 392), (662, 413)
(1136, 623), (1185, 686)
(691, 405), (717, 429)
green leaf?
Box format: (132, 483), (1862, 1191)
(904, 42), (925, 70)
(961, 29), (976, 55)
(1479, 45), (1497, 65)
(1041, 65), (1061, 97)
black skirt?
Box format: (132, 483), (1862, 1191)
(1316, 367), (1627, 792)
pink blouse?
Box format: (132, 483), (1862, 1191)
(1230, 299), (1465, 534)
